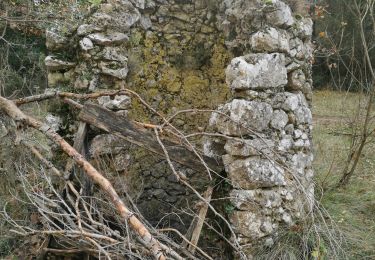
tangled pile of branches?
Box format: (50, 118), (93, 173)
(0, 88), (344, 259)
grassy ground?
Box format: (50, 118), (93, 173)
(313, 90), (375, 259)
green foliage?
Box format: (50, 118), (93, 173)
(224, 203), (235, 214)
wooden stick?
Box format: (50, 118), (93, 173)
(187, 186), (213, 254)
(0, 96), (180, 260)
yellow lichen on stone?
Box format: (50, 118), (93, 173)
(160, 66), (182, 93)
(181, 72), (209, 105)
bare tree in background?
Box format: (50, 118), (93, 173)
(314, 0), (375, 187)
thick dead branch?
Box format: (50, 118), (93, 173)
(13, 89), (148, 106)
(0, 96), (179, 260)
(78, 103), (223, 173)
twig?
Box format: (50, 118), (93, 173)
(158, 228), (213, 260)
(0, 96), (179, 260)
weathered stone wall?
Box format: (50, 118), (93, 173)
(44, 0), (314, 257)
(205, 0), (315, 257)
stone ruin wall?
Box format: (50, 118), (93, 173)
(45, 0), (314, 257)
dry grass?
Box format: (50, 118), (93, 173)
(313, 90), (375, 259)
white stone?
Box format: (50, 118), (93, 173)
(88, 32), (129, 46)
(296, 18), (313, 39)
(250, 27), (290, 53)
(0, 120), (8, 138)
(140, 16), (152, 29)
(224, 138), (275, 157)
(291, 152), (313, 175)
(129, 0), (145, 9)
(266, 0), (294, 28)
(228, 157), (286, 189)
(270, 110), (288, 130)
(99, 62), (128, 79)
(226, 53), (287, 90)
(295, 106), (312, 125)
(294, 129), (303, 139)
(45, 114), (62, 132)
(278, 135), (293, 152)
(77, 24), (103, 36)
(230, 211), (265, 239)
(210, 99), (273, 136)
(98, 95), (131, 110)
(79, 37), (94, 51)
(44, 56), (76, 71)
(230, 189), (282, 210)
(90, 1), (140, 31)
(287, 69), (306, 90)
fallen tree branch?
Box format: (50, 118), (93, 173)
(0, 96), (180, 260)
(78, 103), (223, 173)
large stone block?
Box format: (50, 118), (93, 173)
(226, 54), (287, 90)
(44, 56), (76, 71)
(265, 0), (294, 28)
(250, 27), (290, 53)
(89, 1), (140, 32)
(224, 138), (275, 157)
(227, 157), (286, 189)
(230, 189), (283, 211)
(230, 211), (274, 239)
(209, 99), (273, 135)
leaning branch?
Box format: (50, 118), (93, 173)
(0, 96), (181, 260)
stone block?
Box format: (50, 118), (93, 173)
(227, 157), (286, 189)
(226, 54), (287, 90)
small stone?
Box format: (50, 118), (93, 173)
(77, 24), (103, 36)
(79, 37), (94, 51)
(90, 1), (140, 31)
(114, 153), (130, 171)
(285, 124), (294, 134)
(97, 95), (131, 110)
(294, 139), (305, 149)
(287, 70), (306, 91)
(278, 135), (293, 152)
(261, 219), (274, 234)
(265, 237), (274, 247)
(74, 78), (89, 90)
(270, 110), (288, 130)
(140, 16), (152, 29)
(230, 211), (265, 239)
(99, 62), (129, 79)
(282, 212), (293, 225)
(129, 0), (145, 9)
(45, 114), (62, 132)
(0, 120), (8, 138)
(296, 18), (313, 39)
(46, 29), (70, 51)
(45, 56), (76, 71)
(88, 32), (129, 46)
